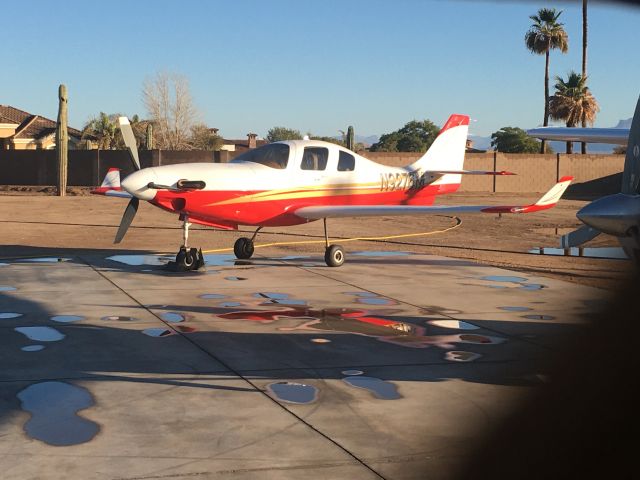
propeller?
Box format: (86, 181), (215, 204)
(114, 117), (141, 243)
(118, 116), (141, 171)
(115, 197), (139, 244)
(560, 225), (601, 249)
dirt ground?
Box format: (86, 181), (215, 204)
(0, 187), (632, 290)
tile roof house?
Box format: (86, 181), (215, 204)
(0, 105), (82, 150)
(221, 132), (267, 153)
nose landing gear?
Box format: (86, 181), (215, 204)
(168, 215), (205, 271)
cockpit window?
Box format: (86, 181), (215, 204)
(301, 147), (328, 171)
(338, 151), (355, 171)
(231, 143), (290, 169)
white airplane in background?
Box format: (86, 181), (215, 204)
(527, 96), (640, 262)
(93, 114), (573, 270)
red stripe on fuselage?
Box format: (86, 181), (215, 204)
(151, 183), (460, 227)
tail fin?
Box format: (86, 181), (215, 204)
(622, 95), (640, 194)
(408, 114), (469, 192)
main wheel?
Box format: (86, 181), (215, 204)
(324, 244), (345, 267)
(234, 237), (255, 259)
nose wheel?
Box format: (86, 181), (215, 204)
(168, 216), (205, 271)
(323, 218), (345, 267)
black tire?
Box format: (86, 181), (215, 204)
(176, 249), (195, 269)
(324, 244), (345, 267)
(234, 237), (255, 259)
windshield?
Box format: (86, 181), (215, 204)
(231, 143), (290, 169)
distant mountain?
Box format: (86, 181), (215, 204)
(613, 118), (632, 129)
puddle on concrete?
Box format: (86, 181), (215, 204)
(199, 293), (227, 300)
(254, 292), (306, 306)
(342, 376), (401, 400)
(160, 312), (184, 323)
(344, 292), (378, 298)
(344, 291), (397, 306)
(176, 325), (196, 333)
(0, 285), (17, 291)
(219, 307), (505, 349)
(342, 370), (364, 376)
(480, 276), (545, 291)
(445, 351), (482, 362)
(310, 338), (331, 343)
(267, 382), (318, 404)
(352, 251), (411, 257)
(106, 254), (173, 266)
(219, 302), (244, 308)
(499, 306), (533, 312)
(277, 255), (311, 260)
(142, 328), (174, 337)
(15, 326), (65, 342)
(203, 254), (238, 266)
(225, 276), (247, 281)
(0, 262), (8, 267)
(50, 315), (84, 323)
(17, 381), (99, 446)
(14, 257), (71, 263)
(427, 320), (479, 330)
(21, 345), (45, 352)
(101, 315), (138, 321)
(522, 314), (556, 321)
(530, 247), (628, 259)
(0, 312), (23, 319)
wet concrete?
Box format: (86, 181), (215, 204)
(0, 249), (608, 480)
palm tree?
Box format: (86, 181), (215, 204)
(581, 0), (588, 154)
(525, 8), (569, 153)
(549, 71), (599, 154)
(82, 112), (118, 149)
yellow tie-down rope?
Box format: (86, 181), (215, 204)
(201, 215), (462, 254)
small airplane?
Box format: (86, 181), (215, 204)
(527, 97), (640, 262)
(92, 114), (573, 270)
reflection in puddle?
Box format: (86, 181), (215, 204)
(160, 312), (184, 323)
(344, 291), (397, 306)
(344, 292), (378, 298)
(199, 293), (227, 300)
(14, 257), (70, 263)
(352, 251), (411, 257)
(0, 263), (8, 267)
(499, 306), (533, 312)
(15, 326), (65, 342)
(17, 381), (99, 446)
(277, 255), (311, 260)
(310, 338), (331, 343)
(342, 370), (364, 376)
(202, 254), (238, 266)
(522, 314), (555, 321)
(520, 283), (545, 291)
(0, 285), (17, 291)
(255, 292), (306, 306)
(225, 276), (247, 281)
(530, 247), (628, 259)
(101, 315), (138, 321)
(445, 351), (482, 362)
(50, 315), (84, 323)
(427, 320), (479, 330)
(22, 345), (45, 352)
(142, 325), (196, 337)
(0, 312), (23, 319)
(218, 307), (505, 349)
(342, 376), (401, 400)
(106, 254), (173, 266)
(267, 382), (318, 404)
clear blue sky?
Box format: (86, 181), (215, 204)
(2, 0), (638, 139)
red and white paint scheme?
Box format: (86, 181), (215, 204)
(92, 115), (572, 269)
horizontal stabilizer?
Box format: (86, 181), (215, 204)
(426, 170), (515, 176)
(91, 168), (132, 198)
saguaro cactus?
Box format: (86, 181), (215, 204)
(146, 123), (154, 150)
(346, 125), (355, 151)
(56, 84), (68, 196)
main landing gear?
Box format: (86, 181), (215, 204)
(169, 215), (205, 271)
(323, 218), (345, 267)
(231, 220), (345, 267)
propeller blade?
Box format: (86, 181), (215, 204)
(560, 225), (601, 249)
(118, 117), (141, 171)
(114, 197), (139, 244)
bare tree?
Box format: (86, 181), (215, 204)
(142, 71), (199, 150)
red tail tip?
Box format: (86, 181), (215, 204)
(439, 114), (470, 134)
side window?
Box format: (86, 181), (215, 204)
(301, 147), (328, 171)
(338, 151), (355, 171)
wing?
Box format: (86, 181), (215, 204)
(526, 127), (629, 145)
(295, 177), (573, 220)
